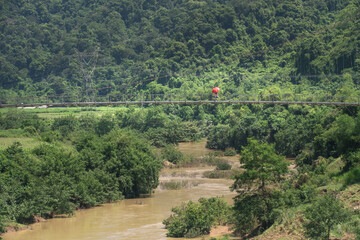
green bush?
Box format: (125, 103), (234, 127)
(303, 194), (350, 240)
(161, 144), (184, 164)
(163, 197), (230, 238)
(95, 115), (116, 136)
(52, 116), (79, 137)
(203, 170), (233, 179)
(224, 148), (236, 156)
(40, 130), (61, 143)
(176, 154), (198, 167)
(343, 150), (360, 172)
(216, 161), (232, 170)
(160, 181), (182, 190)
(0, 215), (6, 233)
(23, 126), (38, 136)
(344, 167), (360, 186)
(0, 130), (162, 228)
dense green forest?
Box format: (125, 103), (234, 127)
(0, 0), (360, 101)
(1, 0), (360, 239)
(0, 104), (360, 238)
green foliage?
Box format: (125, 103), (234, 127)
(201, 153), (223, 166)
(0, 0), (359, 104)
(232, 139), (289, 235)
(224, 147), (236, 156)
(232, 190), (284, 236)
(117, 107), (202, 147)
(52, 115), (79, 138)
(95, 114), (116, 136)
(216, 161), (232, 170)
(313, 113), (360, 164)
(97, 130), (163, 197)
(344, 167), (360, 186)
(163, 197), (230, 238)
(203, 170), (235, 179)
(0, 110), (42, 130)
(159, 181), (182, 190)
(161, 144), (183, 164)
(343, 150), (360, 172)
(233, 138), (288, 192)
(0, 129), (162, 227)
(303, 194), (350, 240)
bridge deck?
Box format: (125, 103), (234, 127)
(2, 100), (360, 108)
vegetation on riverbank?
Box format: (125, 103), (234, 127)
(0, 110), (164, 230)
(1, 0), (360, 238)
(163, 197), (231, 238)
(164, 139), (360, 239)
(1, 99), (360, 239)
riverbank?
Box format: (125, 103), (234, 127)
(2, 141), (238, 240)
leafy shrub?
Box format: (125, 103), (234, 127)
(206, 124), (231, 150)
(344, 167), (360, 186)
(52, 116), (79, 137)
(160, 181), (182, 190)
(162, 144), (184, 164)
(0, 215), (6, 233)
(95, 115), (116, 136)
(175, 154), (199, 167)
(303, 194), (350, 240)
(0, 129), (24, 137)
(23, 126), (38, 136)
(308, 173), (330, 187)
(232, 191), (284, 235)
(224, 148), (236, 156)
(0, 130), (162, 228)
(216, 161), (232, 170)
(203, 170), (233, 179)
(163, 197), (230, 238)
(214, 151), (224, 157)
(343, 150), (360, 172)
(40, 130), (61, 142)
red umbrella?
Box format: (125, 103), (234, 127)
(212, 87), (220, 94)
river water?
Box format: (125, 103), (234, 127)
(3, 141), (238, 240)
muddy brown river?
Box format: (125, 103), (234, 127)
(3, 141), (238, 240)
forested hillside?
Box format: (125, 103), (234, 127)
(1, 1), (360, 239)
(1, 0), (359, 101)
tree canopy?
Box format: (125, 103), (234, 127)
(1, 0), (359, 101)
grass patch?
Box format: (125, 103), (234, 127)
(203, 170), (233, 179)
(0, 129), (25, 138)
(159, 180), (200, 190)
(1, 106), (122, 119)
(339, 184), (360, 209)
(224, 148), (237, 156)
(326, 157), (344, 177)
(257, 205), (307, 240)
(175, 153), (235, 168)
(175, 153), (224, 168)
(3, 221), (28, 233)
(0, 137), (42, 150)
(203, 169), (243, 179)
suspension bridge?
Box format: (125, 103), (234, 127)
(1, 93), (360, 108)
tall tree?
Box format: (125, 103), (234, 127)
(232, 138), (288, 235)
(303, 194), (350, 240)
(233, 138), (288, 192)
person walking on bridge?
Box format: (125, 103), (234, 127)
(212, 87), (220, 101)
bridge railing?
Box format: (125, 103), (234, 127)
(1, 93), (360, 106)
